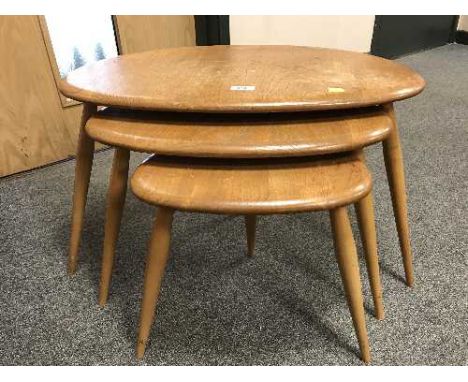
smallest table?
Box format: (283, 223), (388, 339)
(131, 152), (381, 363)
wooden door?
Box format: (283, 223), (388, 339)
(114, 16), (195, 54)
(0, 16), (196, 177)
(0, 16), (77, 177)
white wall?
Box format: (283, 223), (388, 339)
(457, 15), (468, 31)
(230, 16), (375, 52)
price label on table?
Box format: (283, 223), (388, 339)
(230, 85), (256, 91)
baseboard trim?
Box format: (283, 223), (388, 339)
(455, 30), (468, 45)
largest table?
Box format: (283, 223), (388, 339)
(60, 45), (425, 286)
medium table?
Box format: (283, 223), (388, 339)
(60, 45), (425, 289)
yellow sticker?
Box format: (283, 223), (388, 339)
(328, 87), (345, 93)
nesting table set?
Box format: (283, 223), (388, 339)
(59, 45), (425, 363)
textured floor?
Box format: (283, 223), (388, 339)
(0, 44), (467, 365)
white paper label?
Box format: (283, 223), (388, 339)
(230, 85), (256, 91)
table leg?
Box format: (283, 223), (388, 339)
(68, 103), (97, 274)
(99, 147), (130, 306)
(330, 206), (371, 364)
(354, 192), (385, 320)
(137, 207), (174, 359)
(244, 215), (257, 256)
(382, 103), (414, 287)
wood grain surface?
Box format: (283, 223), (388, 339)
(86, 106), (392, 158)
(130, 153), (371, 214)
(60, 45), (425, 113)
(114, 16), (195, 54)
(330, 206), (371, 363)
(0, 16), (76, 176)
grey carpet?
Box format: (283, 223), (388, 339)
(0, 44), (467, 365)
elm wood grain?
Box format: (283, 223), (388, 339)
(136, 207), (174, 359)
(382, 104), (414, 287)
(131, 154), (377, 362)
(68, 103), (97, 274)
(99, 147), (130, 306)
(330, 207), (371, 364)
(354, 149), (384, 320)
(355, 193), (384, 320)
(130, 154), (372, 215)
(60, 45), (425, 113)
(86, 106), (392, 158)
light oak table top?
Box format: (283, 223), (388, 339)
(131, 153), (371, 214)
(86, 106), (392, 158)
(60, 45), (425, 113)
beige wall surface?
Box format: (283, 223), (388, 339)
(458, 15), (468, 31)
(230, 16), (376, 52)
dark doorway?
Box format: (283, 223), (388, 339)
(371, 16), (458, 58)
(194, 16), (230, 46)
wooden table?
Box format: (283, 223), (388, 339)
(130, 152), (377, 362)
(61, 45), (424, 112)
(88, 106), (392, 313)
(60, 45), (424, 289)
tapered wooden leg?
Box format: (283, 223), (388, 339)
(99, 148), (130, 306)
(383, 103), (414, 287)
(354, 193), (385, 320)
(244, 215), (257, 256)
(136, 207), (174, 359)
(330, 207), (371, 364)
(68, 103), (97, 274)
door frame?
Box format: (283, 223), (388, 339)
(195, 16), (230, 45)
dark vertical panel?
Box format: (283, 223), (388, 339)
(195, 16), (230, 46)
(371, 16), (457, 58)
(449, 16), (460, 42)
(456, 30), (468, 45)
(217, 16), (230, 45)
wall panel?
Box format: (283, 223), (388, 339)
(458, 15), (468, 31)
(0, 16), (75, 176)
(0, 16), (196, 176)
(114, 16), (196, 54)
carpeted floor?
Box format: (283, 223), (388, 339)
(0, 44), (467, 366)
